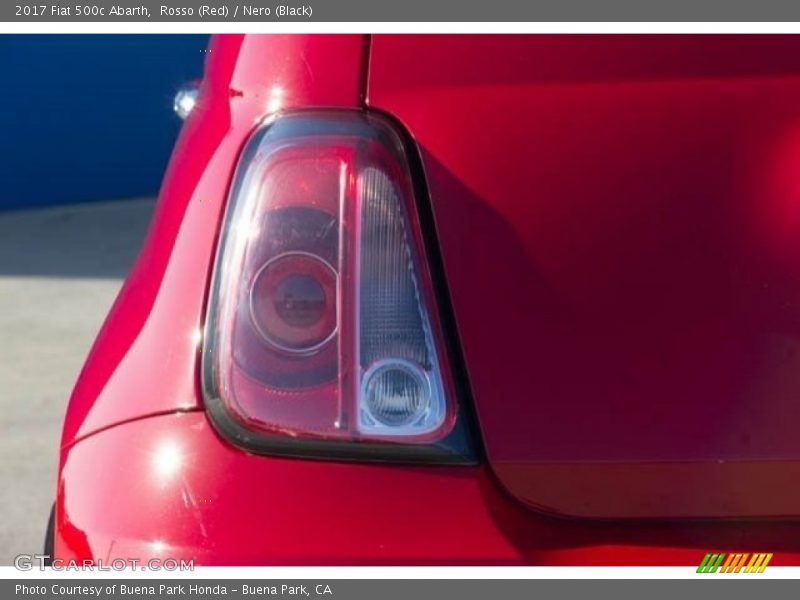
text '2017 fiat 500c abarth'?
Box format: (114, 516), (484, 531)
(53, 34), (800, 565)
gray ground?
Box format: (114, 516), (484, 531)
(0, 198), (155, 565)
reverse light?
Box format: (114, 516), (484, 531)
(202, 111), (474, 462)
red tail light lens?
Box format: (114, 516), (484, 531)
(250, 251), (338, 354)
(202, 111), (474, 462)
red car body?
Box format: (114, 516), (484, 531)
(55, 34), (800, 565)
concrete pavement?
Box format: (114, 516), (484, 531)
(0, 198), (155, 565)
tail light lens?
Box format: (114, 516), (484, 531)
(202, 111), (475, 462)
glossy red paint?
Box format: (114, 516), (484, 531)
(369, 35), (800, 519)
(60, 34), (367, 447)
(57, 34), (800, 565)
(55, 411), (800, 565)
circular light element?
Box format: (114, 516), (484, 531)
(361, 360), (431, 428)
(249, 251), (338, 355)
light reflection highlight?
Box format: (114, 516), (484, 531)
(266, 85), (286, 114)
(151, 440), (183, 480)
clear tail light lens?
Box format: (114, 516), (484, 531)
(203, 111), (474, 462)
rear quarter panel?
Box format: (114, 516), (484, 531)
(60, 34), (368, 448)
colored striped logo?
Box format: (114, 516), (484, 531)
(697, 553), (773, 573)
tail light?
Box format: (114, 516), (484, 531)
(202, 111), (475, 462)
